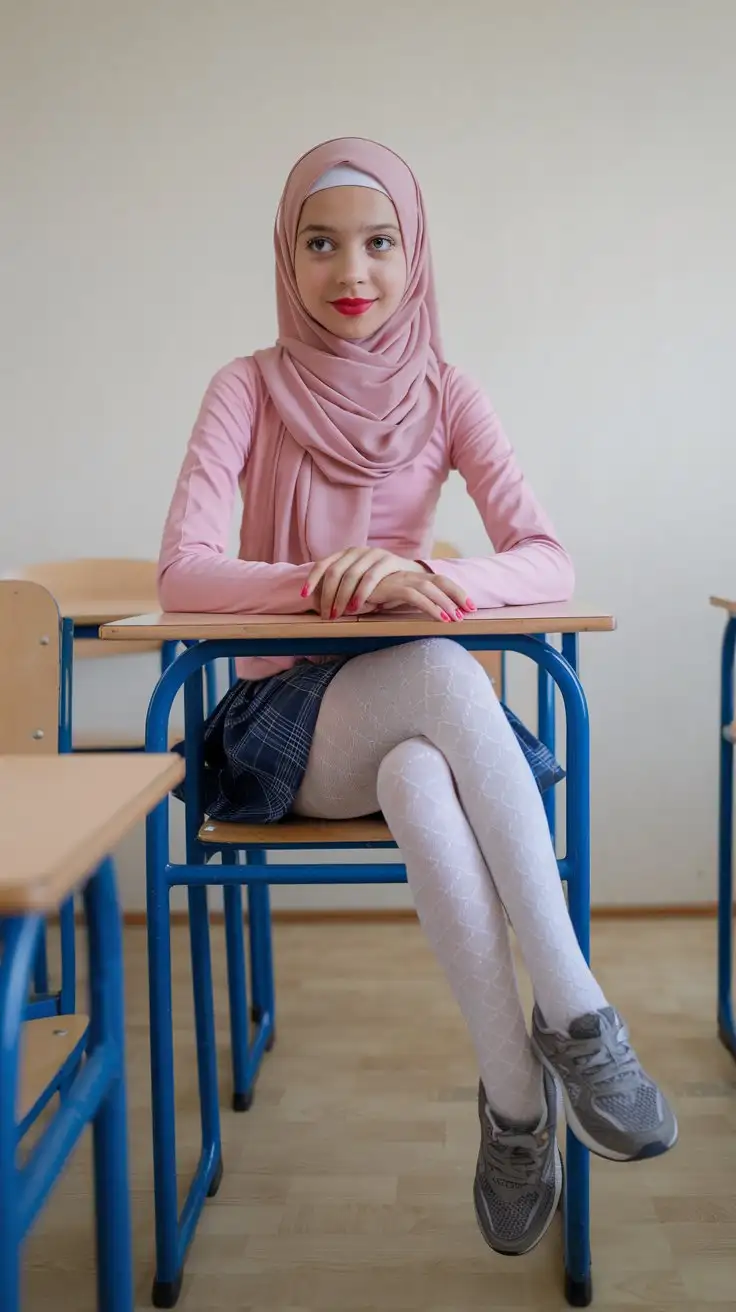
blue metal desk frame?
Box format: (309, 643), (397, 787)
(142, 627), (594, 1308)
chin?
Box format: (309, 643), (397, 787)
(333, 322), (374, 341)
(326, 310), (387, 341)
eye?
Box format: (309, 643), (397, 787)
(369, 235), (395, 253)
(306, 236), (335, 253)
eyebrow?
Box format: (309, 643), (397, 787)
(298, 222), (402, 236)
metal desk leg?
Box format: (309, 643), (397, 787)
(537, 636), (557, 845)
(146, 794), (184, 1307)
(146, 664), (223, 1307)
(247, 870), (276, 1051)
(718, 617), (736, 1057)
(559, 632), (592, 1307)
(84, 857), (134, 1312)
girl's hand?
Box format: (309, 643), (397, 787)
(361, 571), (475, 623)
(303, 548), (427, 620)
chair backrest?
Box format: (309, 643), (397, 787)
(0, 581), (60, 754)
(9, 557), (157, 606)
(432, 539), (460, 560)
(5, 557), (162, 660)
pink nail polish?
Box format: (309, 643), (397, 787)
(466, 599), (477, 612)
(330, 607), (337, 619)
(455, 608), (464, 620)
(347, 599), (358, 612)
(440, 611), (451, 622)
(300, 586), (309, 598)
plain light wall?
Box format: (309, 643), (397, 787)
(2, 0), (734, 910)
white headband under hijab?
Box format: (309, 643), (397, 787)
(308, 164), (388, 197)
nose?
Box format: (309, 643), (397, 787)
(335, 243), (369, 289)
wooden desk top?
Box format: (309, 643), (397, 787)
(710, 595), (736, 615)
(0, 754), (184, 913)
(99, 602), (616, 643)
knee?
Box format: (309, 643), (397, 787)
(377, 737), (452, 809)
(410, 636), (496, 701)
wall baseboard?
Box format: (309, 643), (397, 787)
(112, 903), (727, 928)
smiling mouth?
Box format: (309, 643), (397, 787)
(330, 298), (376, 316)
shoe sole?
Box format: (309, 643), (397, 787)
(473, 1146), (564, 1257)
(532, 1044), (679, 1163)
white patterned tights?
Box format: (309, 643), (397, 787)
(293, 638), (607, 1124)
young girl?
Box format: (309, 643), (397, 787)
(159, 137), (676, 1258)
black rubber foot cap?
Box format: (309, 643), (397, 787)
(565, 1271), (592, 1307)
(207, 1154), (224, 1198)
(265, 1027), (276, 1052)
(152, 1272), (183, 1309)
(232, 1089), (253, 1112)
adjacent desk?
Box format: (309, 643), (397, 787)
(0, 753), (184, 1312)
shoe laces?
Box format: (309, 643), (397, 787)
(483, 1107), (550, 1186)
(569, 1016), (643, 1095)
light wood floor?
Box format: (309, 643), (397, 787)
(22, 918), (736, 1310)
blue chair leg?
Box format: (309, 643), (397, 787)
(204, 661), (218, 717)
(187, 884), (223, 1189)
(718, 617), (736, 1057)
(222, 865), (253, 1111)
(32, 928), (50, 997)
(559, 632), (592, 1307)
(246, 857), (275, 1051)
(58, 897), (77, 1015)
(84, 857), (134, 1312)
(29, 898), (75, 1018)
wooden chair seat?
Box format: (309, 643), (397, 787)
(20, 1013), (89, 1124)
(198, 813), (395, 846)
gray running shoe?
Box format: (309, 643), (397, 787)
(473, 1069), (563, 1256)
(532, 1005), (678, 1162)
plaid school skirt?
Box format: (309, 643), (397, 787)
(175, 654), (565, 824)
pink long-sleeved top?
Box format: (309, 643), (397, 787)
(158, 357), (574, 680)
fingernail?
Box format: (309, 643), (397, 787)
(465, 599), (477, 611)
(300, 586), (309, 598)
(347, 599), (358, 612)
(440, 611), (451, 622)
(455, 608), (465, 620)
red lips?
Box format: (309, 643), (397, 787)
(331, 298), (376, 316)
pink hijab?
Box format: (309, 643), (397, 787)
(252, 137), (443, 563)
